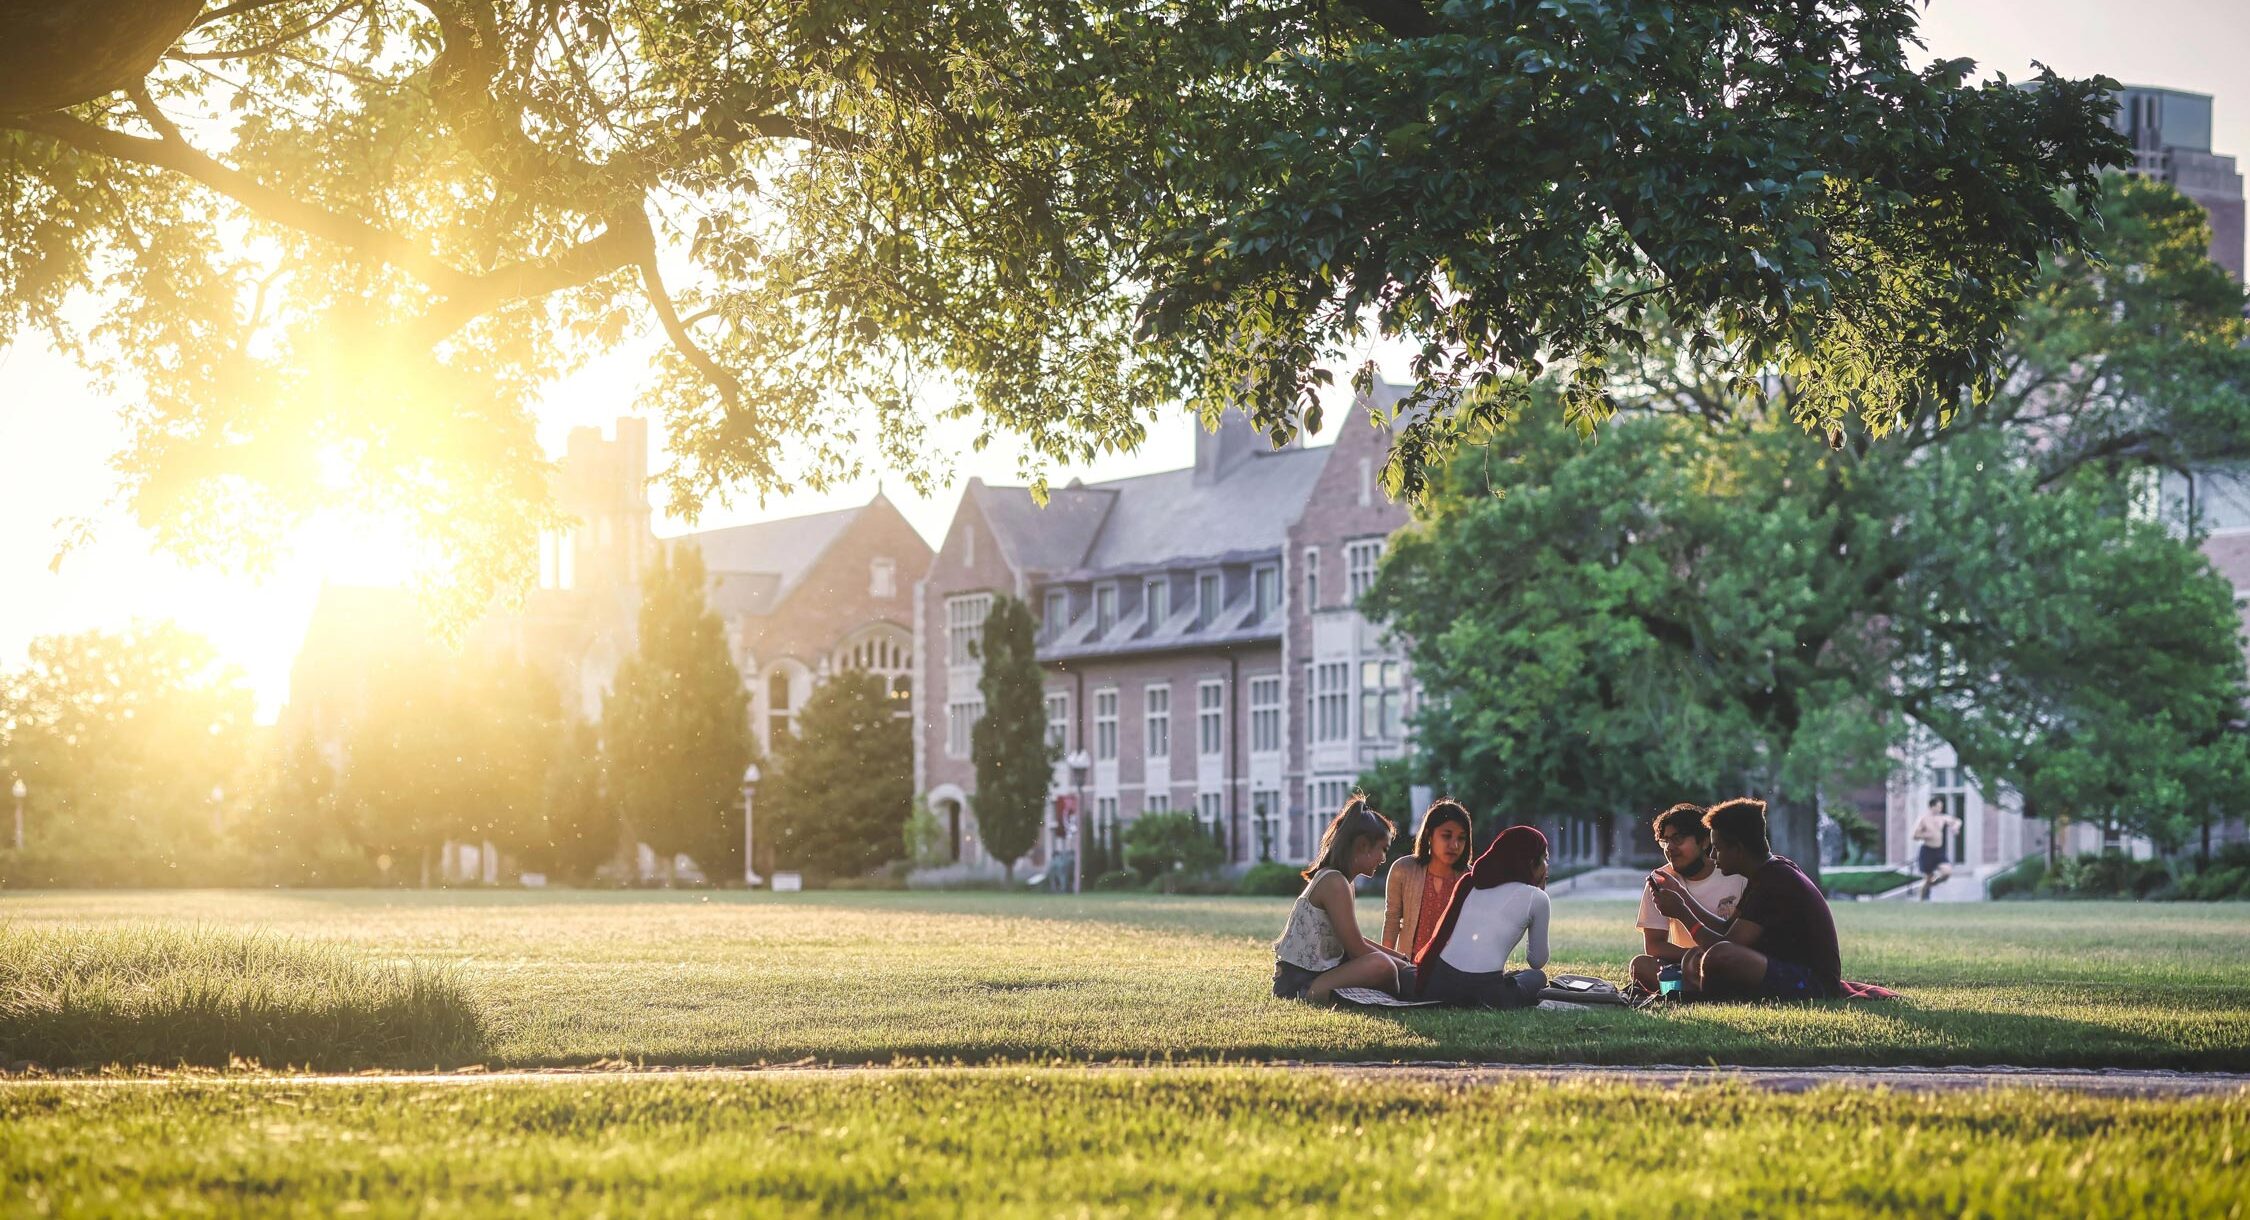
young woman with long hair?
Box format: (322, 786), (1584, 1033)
(1271, 794), (1414, 1002)
(1411, 824), (1551, 1009)
(1382, 798), (1472, 957)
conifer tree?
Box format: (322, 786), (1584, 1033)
(764, 671), (913, 880)
(602, 543), (750, 880)
(971, 596), (1053, 884)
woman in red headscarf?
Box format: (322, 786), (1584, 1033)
(1411, 824), (1551, 1009)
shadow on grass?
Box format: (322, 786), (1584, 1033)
(0, 924), (489, 1071)
(1329, 994), (2217, 1070)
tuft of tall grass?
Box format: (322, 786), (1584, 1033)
(0, 924), (487, 1070)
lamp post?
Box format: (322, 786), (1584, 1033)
(1065, 749), (1092, 895)
(10, 778), (24, 851)
(741, 763), (762, 888)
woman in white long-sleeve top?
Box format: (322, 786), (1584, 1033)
(1410, 824), (1551, 1009)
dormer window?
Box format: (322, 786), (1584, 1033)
(1094, 583), (1118, 639)
(1196, 571), (1222, 628)
(1044, 588), (1069, 638)
(1253, 563), (1279, 623)
(1144, 577), (1170, 628)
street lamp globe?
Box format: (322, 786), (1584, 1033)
(10, 778), (24, 802)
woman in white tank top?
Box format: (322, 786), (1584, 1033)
(1272, 797), (1416, 1002)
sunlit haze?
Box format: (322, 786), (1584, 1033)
(3, 0), (2244, 720)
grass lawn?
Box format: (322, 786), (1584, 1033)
(4, 1069), (2244, 1216)
(3, 890), (2248, 1071)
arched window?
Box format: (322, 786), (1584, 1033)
(831, 624), (914, 714)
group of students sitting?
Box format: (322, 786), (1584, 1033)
(1272, 794), (1843, 1008)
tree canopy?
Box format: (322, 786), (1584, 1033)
(0, 621), (256, 862)
(0, 1), (2122, 606)
(1371, 177), (2250, 859)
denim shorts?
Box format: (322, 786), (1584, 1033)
(1273, 960), (1324, 999)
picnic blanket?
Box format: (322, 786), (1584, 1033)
(1332, 975), (1623, 1009)
(1331, 988), (1589, 1012)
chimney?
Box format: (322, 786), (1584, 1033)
(1193, 408), (1264, 485)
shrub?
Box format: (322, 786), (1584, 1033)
(1236, 861), (1305, 897)
(1988, 857), (2047, 900)
(2179, 865), (2248, 901)
(1089, 869), (1141, 892)
(1122, 812), (1224, 891)
(0, 924), (487, 1070)
(2131, 860), (2175, 899)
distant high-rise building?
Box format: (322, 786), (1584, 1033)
(2111, 86), (2245, 279)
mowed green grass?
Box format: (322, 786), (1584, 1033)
(3, 890), (2247, 1070)
(4, 1070), (2244, 1217)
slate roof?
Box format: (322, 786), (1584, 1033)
(679, 503), (867, 617)
(967, 446), (1332, 581)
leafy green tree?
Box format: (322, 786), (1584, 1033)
(971, 596), (1052, 883)
(524, 718), (616, 884)
(0, 622), (256, 870)
(1375, 182), (2250, 865)
(334, 648), (561, 884)
(764, 671), (913, 880)
(0, 1), (2123, 607)
(602, 542), (750, 880)
(903, 795), (951, 871)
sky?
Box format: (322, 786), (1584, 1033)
(3, 0), (2246, 719)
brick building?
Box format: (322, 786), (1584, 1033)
(914, 391), (1417, 877)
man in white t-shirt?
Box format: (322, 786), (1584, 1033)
(1629, 803), (1749, 996)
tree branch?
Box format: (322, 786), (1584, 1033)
(5, 108), (474, 295)
(618, 209), (740, 404)
(170, 0), (356, 61)
(191, 0), (302, 30)
(416, 221), (644, 342)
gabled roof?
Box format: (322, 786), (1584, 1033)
(1077, 447), (1330, 573)
(678, 502), (867, 616)
(966, 480), (1117, 575)
(967, 446), (1333, 580)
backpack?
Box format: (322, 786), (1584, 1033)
(1537, 974), (1626, 1005)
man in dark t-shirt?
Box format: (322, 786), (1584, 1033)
(1647, 797), (1842, 1000)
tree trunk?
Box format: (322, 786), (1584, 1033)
(0, 1), (204, 115)
(1766, 796), (1820, 880)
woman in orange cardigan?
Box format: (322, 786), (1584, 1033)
(1382, 798), (1473, 957)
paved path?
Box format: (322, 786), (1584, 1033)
(7, 1062), (2244, 1097)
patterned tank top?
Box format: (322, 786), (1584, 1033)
(1272, 869), (1350, 971)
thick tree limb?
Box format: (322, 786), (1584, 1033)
(617, 209), (740, 404)
(5, 108), (476, 295)
(0, 0), (204, 114)
(417, 222), (646, 342)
